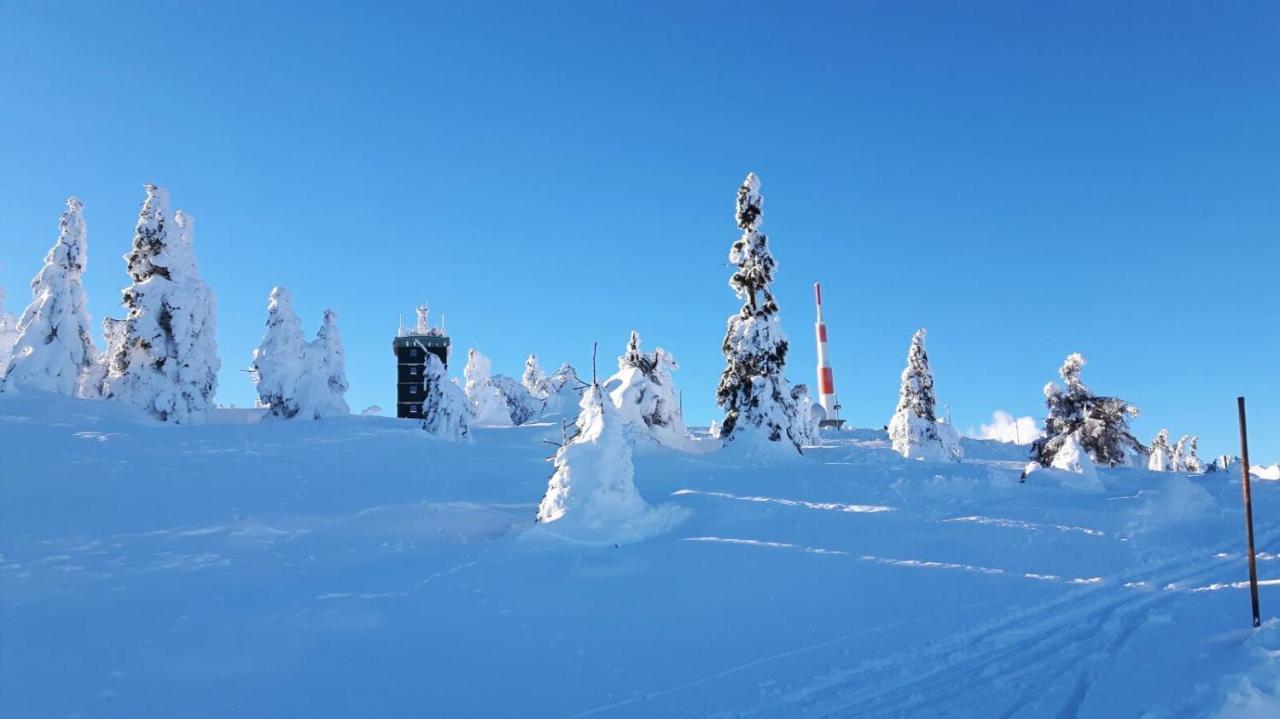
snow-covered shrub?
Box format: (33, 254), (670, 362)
(490, 373), (544, 425)
(535, 382), (684, 543)
(299, 308), (350, 419)
(251, 287), (307, 419)
(716, 172), (801, 452)
(603, 331), (694, 449)
(521, 353), (551, 400)
(1030, 353), (1143, 469)
(103, 188), (220, 423)
(251, 291), (349, 420)
(542, 362), (586, 416)
(1051, 436), (1101, 485)
(422, 354), (472, 441)
(360, 405), (382, 416)
(463, 349), (512, 426)
(887, 329), (962, 462)
(790, 384), (822, 447)
(0, 288), (22, 376)
(1173, 435), (1202, 473)
(2, 197), (100, 396)
(1148, 429), (1173, 471)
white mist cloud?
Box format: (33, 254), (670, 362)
(968, 410), (1041, 445)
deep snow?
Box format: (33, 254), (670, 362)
(2, 393), (1279, 717)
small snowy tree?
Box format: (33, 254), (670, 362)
(251, 287), (307, 419)
(887, 329), (962, 462)
(790, 384), (822, 447)
(1030, 353), (1143, 469)
(1148, 429), (1173, 471)
(491, 374), (544, 425)
(298, 308), (349, 419)
(1173, 435), (1202, 473)
(521, 353), (551, 400)
(604, 331), (693, 449)
(421, 353), (472, 441)
(103, 188), (220, 423)
(715, 172), (800, 451)
(464, 349), (512, 425)
(543, 361), (587, 415)
(3, 197), (101, 396)
(0, 288), (20, 375)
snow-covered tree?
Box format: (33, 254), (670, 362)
(0, 288), (20, 375)
(464, 349), (512, 425)
(1173, 435), (1202, 473)
(251, 287), (307, 418)
(103, 188), (220, 423)
(715, 172), (800, 451)
(542, 361), (587, 415)
(1030, 353), (1143, 469)
(521, 353), (551, 400)
(604, 330), (693, 449)
(1148, 429), (1173, 471)
(2, 197), (101, 396)
(491, 374), (544, 425)
(299, 308), (349, 419)
(887, 329), (962, 462)
(790, 384), (822, 447)
(421, 353), (472, 441)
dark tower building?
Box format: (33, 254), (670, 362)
(394, 305), (450, 419)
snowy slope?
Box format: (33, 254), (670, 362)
(2, 393), (1279, 717)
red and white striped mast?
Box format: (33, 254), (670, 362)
(814, 282), (842, 426)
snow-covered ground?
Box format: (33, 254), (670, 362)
(3, 394), (1279, 717)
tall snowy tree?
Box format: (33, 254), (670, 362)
(1031, 353), (1143, 469)
(1173, 435), (1202, 473)
(299, 308), (350, 419)
(421, 353), (472, 441)
(0, 288), (20, 376)
(604, 331), (694, 449)
(715, 172), (800, 451)
(251, 287), (307, 419)
(464, 349), (512, 425)
(887, 329), (962, 462)
(103, 188), (220, 423)
(3, 196), (101, 396)
(1148, 429), (1173, 471)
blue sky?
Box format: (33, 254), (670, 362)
(1, 2), (1277, 458)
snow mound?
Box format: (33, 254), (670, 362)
(1212, 619), (1280, 718)
(1253, 465), (1280, 481)
(1023, 436), (1104, 491)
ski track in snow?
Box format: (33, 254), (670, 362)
(671, 489), (895, 514)
(941, 514), (1105, 537)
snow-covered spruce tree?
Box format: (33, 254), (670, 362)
(715, 172), (801, 451)
(298, 308), (350, 419)
(886, 329), (962, 462)
(2, 197), (101, 396)
(604, 330), (693, 449)
(0, 288), (20, 375)
(103, 189), (220, 423)
(251, 287), (307, 419)
(790, 384), (822, 448)
(1148, 429), (1173, 471)
(421, 353), (472, 441)
(543, 361), (587, 415)
(463, 349), (512, 425)
(1173, 435), (1202, 473)
(1030, 353), (1143, 469)
(521, 353), (551, 400)
(491, 374), (543, 425)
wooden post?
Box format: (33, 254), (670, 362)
(1238, 396), (1262, 628)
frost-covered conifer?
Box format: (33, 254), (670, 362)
(1173, 435), (1202, 473)
(299, 308), (349, 419)
(0, 288), (21, 375)
(887, 329), (962, 462)
(1148, 429), (1173, 471)
(789, 384), (822, 448)
(103, 188), (220, 423)
(543, 361), (587, 415)
(604, 331), (693, 449)
(422, 354), (472, 441)
(491, 374), (543, 425)
(251, 287), (307, 419)
(464, 349), (512, 425)
(521, 353), (551, 400)
(715, 173), (800, 451)
(3, 197), (101, 396)
(1031, 353), (1143, 469)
